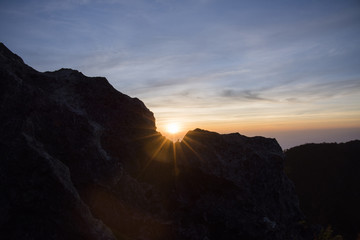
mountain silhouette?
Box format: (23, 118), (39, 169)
(285, 141), (360, 240)
(0, 43), (310, 240)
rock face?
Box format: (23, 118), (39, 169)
(0, 43), (309, 240)
(285, 141), (360, 240)
(173, 130), (305, 239)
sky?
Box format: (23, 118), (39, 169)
(1, 0), (360, 149)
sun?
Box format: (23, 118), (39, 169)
(166, 123), (180, 134)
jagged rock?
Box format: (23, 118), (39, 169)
(172, 129), (306, 239)
(0, 43), (118, 240)
(0, 43), (310, 239)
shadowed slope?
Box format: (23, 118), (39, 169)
(285, 141), (360, 239)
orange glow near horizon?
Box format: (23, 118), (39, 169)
(156, 111), (360, 133)
(151, 93), (360, 148)
(155, 113), (360, 148)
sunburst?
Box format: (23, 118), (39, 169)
(166, 123), (180, 134)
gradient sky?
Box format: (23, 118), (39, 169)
(1, 0), (360, 149)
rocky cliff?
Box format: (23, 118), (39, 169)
(0, 43), (310, 240)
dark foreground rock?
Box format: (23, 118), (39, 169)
(0, 43), (310, 240)
(285, 141), (360, 240)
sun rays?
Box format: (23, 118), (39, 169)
(136, 129), (205, 181)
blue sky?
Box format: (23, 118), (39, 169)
(1, 0), (360, 148)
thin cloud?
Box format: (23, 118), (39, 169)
(269, 78), (360, 102)
(221, 89), (275, 102)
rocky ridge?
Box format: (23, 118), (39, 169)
(0, 43), (310, 240)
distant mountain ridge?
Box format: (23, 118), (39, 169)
(0, 43), (310, 240)
(285, 141), (360, 240)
